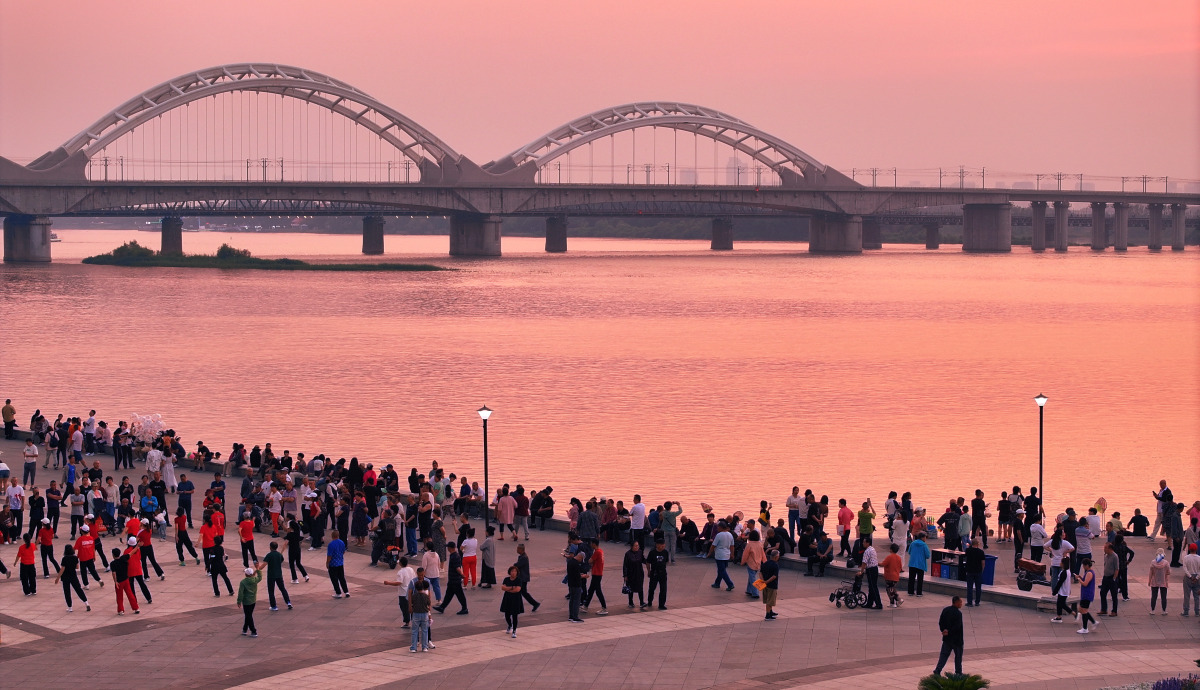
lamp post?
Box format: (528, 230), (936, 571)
(1035, 394), (1047, 515)
(478, 406), (492, 522)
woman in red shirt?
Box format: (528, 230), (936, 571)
(175, 507), (200, 566)
(199, 513), (220, 574)
(14, 533), (38, 595)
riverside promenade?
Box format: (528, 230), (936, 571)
(0, 436), (1195, 689)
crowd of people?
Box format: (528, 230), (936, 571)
(1, 399), (1198, 675)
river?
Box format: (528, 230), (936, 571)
(1, 228), (1196, 520)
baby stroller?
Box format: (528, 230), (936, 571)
(829, 576), (867, 609)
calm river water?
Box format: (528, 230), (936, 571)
(1, 229), (1196, 518)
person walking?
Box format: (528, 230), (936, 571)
(581, 537), (608, 615)
(708, 521), (735, 591)
(741, 529), (766, 599)
(237, 562), (267, 637)
(1050, 561), (1075, 623)
(500, 565), (525, 638)
(1075, 558), (1098, 634)
(434, 542), (468, 615)
(109, 547), (140, 615)
(74, 524), (103, 588)
(326, 530), (349, 598)
(1099, 542), (1120, 616)
(262, 541), (291, 611)
(37, 518), (61, 578)
(383, 557), (418, 628)
(761, 548), (781, 620)
(932, 596), (965, 677)
(54, 544), (90, 611)
(208, 534), (235, 597)
(123, 537), (153, 604)
(22, 438), (38, 488)
(238, 513), (258, 568)
(478, 526), (496, 589)
(175, 507), (200, 566)
(284, 518), (309, 583)
(15, 533), (37, 595)
(646, 536), (669, 610)
(882, 543), (905, 608)
(1149, 548), (1170, 614)
(516, 542), (539, 610)
(136, 520), (165, 581)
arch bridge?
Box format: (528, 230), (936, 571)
(2, 63), (1195, 259)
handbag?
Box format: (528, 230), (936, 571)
(621, 584), (631, 595)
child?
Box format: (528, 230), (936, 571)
(881, 543), (904, 607)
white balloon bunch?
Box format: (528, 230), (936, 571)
(129, 413), (165, 443)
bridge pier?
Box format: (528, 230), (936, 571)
(1053, 201), (1070, 252)
(1171, 204), (1186, 251)
(450, 214), (502, 257)
(1147, 203), (1163, 251)
(924, 221), (940, 249)
(861, 216), (882, 249)
(962, 203), (1011, 252)
(809, 214), (862, 254)
(711, 217), (733, 250)
(362, 216), (385, 255)
(1090, 203), (1107, 251)
(1030, 201), (1047, 252)
(160, 216), (184, 255)
(1112, 203), (1129, 251)
(3, 215), (52, 263)
(545, 215), (567, 253)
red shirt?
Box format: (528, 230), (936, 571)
(74, 535), (96, 561)
(174, 515), (188, 533)
(126, 520), (141, 538)
(238, 520), (254, 543)
(212, 512), (226, 532)
(137, 529), (153, 547)
(590, 548), (604, 577)
(200, 524), (218, 549)
(38, 527), (55, 546)
(17, 543), (36, 565)
(882, 553), (903, 581)
(124, 546), (143, 576)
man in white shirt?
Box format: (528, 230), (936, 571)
(145, 447), (163, 475)
(70, 427), (84, 463)
(6, 477), (26, 539)
(83, 411), (97, 455)
(785, 487), (805, 540)
(708, 521), (735, 590)
(630, 495), (647, 551)
(22, 439), (39, 487)
(1182, 544), (1200, 616)
(384, 557), (419, 628)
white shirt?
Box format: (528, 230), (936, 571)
(396, 565), (417, 592)
(145, 449), (163, 473)
(785, 494), (805, 511)
(83, 416), (96, 434)
(1182, 553), (1200, 579)
(461, 537), (478, 557)
(1029, 523), (1048, 547)
(71, 430), (84, 451)
(23, 445), (38, 462)
(630, 502), (647, 529)
(6, 485), (25, 509)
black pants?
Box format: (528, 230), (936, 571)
(48, 509), (60, 533)
(12, 509), (23, 539)
(20, 563), (37, 594)
(1099, 575), (1119, 614)
(62, 574), (87, 606)
(288, 550), (308, 580)
(1029, 545), (1044, 563)
(70, 514), (84, 537)
(80, 558), (101, 585)
(504, 611), (519, 631)
(568, 583), (582, 619)
(397, 595), (410, 624)
(242, 602), (257, 634)
(267, 574), (290, 608)
(1171, 538), (1183, 567)
(177, 533), (198, 562)
(241, 540), (258, 568)
(583, 574), (606, 609)
(1117, 569), (1130, 598)
(329, 565), (348, 595)
(1150, 586), (1167, 610)
(212, 571), (233, 595)
(521, 581), (539, 608)
(839, 530), (850, 555)
(142, 545), (164, 578)
(40, 544), (61, 577)
(933, 640), (963, 676)
(130, 574), (152, 601)
(438, 580), (467, 612)
(648, 573), (667, 608)
(864, 566), (882, 608)
(907, 567), (925, 595)
(179, 501), (193, 527)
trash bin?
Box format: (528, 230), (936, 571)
(926, 525), (938, 540)
(939, 564), (950, 579)
(982, 554), (998, 586)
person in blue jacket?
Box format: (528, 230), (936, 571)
(907, 531), (932, 597)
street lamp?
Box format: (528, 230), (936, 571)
(1034, 394), (1047, 516)
(478, 406), (492, 522)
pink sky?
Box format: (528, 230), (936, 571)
(1, 0), (1197, 180)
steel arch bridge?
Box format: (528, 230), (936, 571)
(19, 63), (464, 183)
(483, 101), (854, 189)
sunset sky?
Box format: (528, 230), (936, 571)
(1, 0), (1196, 180)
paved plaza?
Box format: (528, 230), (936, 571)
(0, 439), (1196, 688)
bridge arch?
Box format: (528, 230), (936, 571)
(26, 63), (461, 182)
(484, 102), (854, 188)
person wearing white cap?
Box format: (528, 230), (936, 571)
(237, 561), (267, 637)
(38, 517), (61, 578)
(123, 536), (152, 604)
